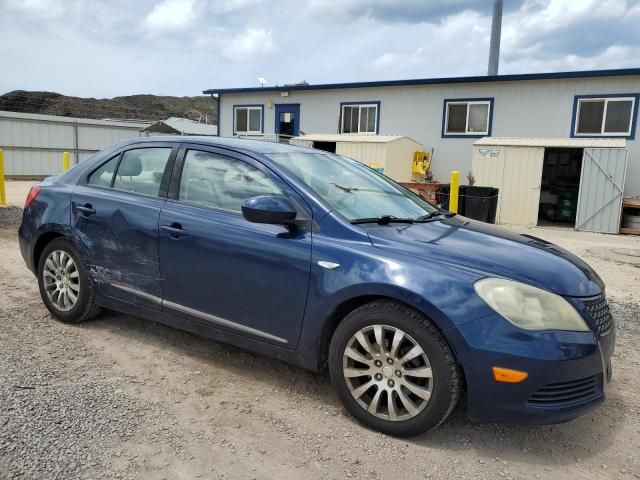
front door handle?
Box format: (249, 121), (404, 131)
(161, 223), (187, 239)
(76, 204), (96, 216)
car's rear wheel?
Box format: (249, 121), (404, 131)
(329, 300), (460, 437)
(37, 238), (101, 323)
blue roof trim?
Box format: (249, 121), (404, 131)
(203, 68), (640, 95)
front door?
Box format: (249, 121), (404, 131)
(71, 144), (176, 310)
(274, 104), (300, 139)
(158, 146), (312, 347)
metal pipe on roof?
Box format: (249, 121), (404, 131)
(488, 0), (503, 76)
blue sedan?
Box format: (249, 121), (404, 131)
(18, 137), (614, 436)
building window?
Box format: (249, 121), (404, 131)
(341, 103), (379, 134)
(573, 95), (638, 138)
(234, 105), (263, 135)
(442, 99), (493, 137)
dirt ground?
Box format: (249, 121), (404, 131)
(0, 217), (639, 480)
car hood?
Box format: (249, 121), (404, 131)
(366, 216), (604, 297)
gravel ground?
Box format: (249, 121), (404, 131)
(0, 221), (639, 480)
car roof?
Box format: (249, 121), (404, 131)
(128, 136), (314, 154)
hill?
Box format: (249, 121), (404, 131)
(0, 90), (217, 123)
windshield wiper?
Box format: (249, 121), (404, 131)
(417, 210), (456, 221)
(351, 215), (422, 225)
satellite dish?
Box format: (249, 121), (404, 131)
(257, 77), (267, 87)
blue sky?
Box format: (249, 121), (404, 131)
(1, 0), (639, 98)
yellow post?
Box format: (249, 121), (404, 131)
(0, 148), (6, 206)
(63, 151), (70, 172)
(449, 170), (460, 213)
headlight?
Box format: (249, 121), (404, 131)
(474, 278), (589, 332)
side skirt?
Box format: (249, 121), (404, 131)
(93, 293), (319, 372)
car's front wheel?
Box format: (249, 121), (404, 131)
(37, 238), (101, 323)
(329, 300), (460, 437)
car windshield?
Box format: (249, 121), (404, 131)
(265, 152), (438, 222)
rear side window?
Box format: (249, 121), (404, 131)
(178, 150), (281, 212)
(112, 148), (172, 196)
(88, 155), (120, 187)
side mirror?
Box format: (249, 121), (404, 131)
(241, 195), (297, 225)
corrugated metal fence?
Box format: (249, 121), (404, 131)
(0, 110), (150, 176)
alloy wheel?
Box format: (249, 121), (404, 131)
(42, 250), (80, 312)
(342, 324), (434, 421)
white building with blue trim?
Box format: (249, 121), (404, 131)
(204, 69), (640, 199)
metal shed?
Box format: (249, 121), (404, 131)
(0, 110), (149, 176)
(472, 137), (628, 233)
(142, 117), (217, 136)
(290, 134), (424, 182)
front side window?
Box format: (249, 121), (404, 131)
(111, 148), (172, 196)
(179, 150), (281, 212)
(234, 106), (263, 135)
(574, 96), (637, 137)
(266, 152), (437, 222)
(443, 100), (491, 136)
(341, 103), (378, 134)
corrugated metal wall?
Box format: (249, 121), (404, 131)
(576, 148), (628, 234)
(498, 147), (544, 226)
(0, 111), (146, 176)
(473, 145), (544, 226)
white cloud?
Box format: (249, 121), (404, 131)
(143, 0), (197, 32)
(0, 0), (638, 98)
(223, 28), (276, 60)
(3, 0), (65, 18)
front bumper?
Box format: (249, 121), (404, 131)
(450, 312), (615, 424)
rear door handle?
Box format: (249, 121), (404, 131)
(76, 204), (96, 216)
(161, 223), (187, 238)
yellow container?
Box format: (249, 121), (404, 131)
(412, 151), (430, 175)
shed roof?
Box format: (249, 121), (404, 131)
(293, 133), (417, 144)
(474, 137), (626, 148)
(143, 117), (217, 136)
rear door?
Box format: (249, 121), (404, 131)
(158, 145), (312, 347)
(71, 143), (177, 310)
(576, 147), (628, 233)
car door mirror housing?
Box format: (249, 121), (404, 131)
(242, 195), (297, 225)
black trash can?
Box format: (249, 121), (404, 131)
(459, 186), (499, 223)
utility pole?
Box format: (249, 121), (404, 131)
(488, 0), (503, 76)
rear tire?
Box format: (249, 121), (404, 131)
(329, 300), (460, 437)
(37, 238), (101, 323)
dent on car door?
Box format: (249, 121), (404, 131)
(71, 145), (177, 310)
(158, 147), (313, 347)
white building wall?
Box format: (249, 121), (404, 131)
(218, 75), (640, 196)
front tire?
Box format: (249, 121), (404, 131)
(37, 238), (101, 323)
(329, 300), (460, 437)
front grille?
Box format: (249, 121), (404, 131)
(584, 295), (614, 336)
(527, 375), (601, 408)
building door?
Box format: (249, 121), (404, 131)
(498, 147), (545, 226)
(575, 148), (628, 234)
(274, 104), (300, 139)
(472, 146), (544, 226)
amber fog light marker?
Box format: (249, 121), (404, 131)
(492, 367), (528, 383)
